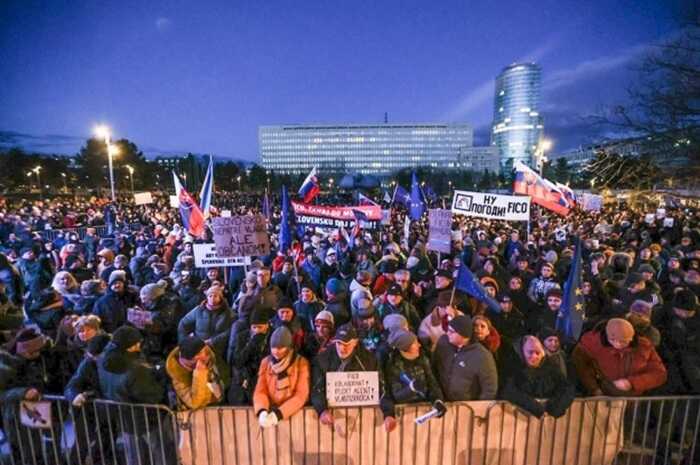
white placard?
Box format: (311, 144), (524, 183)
(20, 401), (52, 429)
(133, 192), (153, 205)
(656, 208), (666, 219)
(221, 210), (232, 218)
(451, 190), (530, 221)
(326, 371), (380, 407)
(644, 213), (655, 224)
(169, 195), (179, 208)
(581, 193), (603, 212)
(193, 243), (250, 268)
(427, 209), (452, 253)
(663, 217), (674, 228)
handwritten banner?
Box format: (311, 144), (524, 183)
(212, 215), (270, 258)
(427, 209), (452, 253)
(326, 371), (380, 407)
(292, 202), (381, 229)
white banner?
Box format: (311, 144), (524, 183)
(451, 190), (530, 221)
(427, 209), (452, 253)
(326, 371), (379, 407)
(193, 243), (251, 268)
(133, 192), (153, 205)
(169, 195), (179, 208)
(581, 193), (603, 212)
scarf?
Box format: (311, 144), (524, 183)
(270, 351), (295, 391)
(430, 308), (450, 331)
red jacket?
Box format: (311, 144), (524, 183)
(573, 329), (667, 396)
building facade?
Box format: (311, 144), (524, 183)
(491, 63), (544, 169)
(155, 153), (205, 190)
(458, 146), (500, 173)
(259, 123), (473, 175)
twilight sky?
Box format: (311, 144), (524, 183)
(0, 0), (690, 161)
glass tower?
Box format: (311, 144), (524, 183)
(491, 63), (544, 169)
(259, 123), (473, 175)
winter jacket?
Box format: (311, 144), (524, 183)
(432, 336), (498, 401)
(253, 352), (310, 420)
(380, 349), (444, 418)
(95, 344), (165, 405)
(165, 345), (229, 410)
(92, 288), (139, 333)
(17, 257), (52, 296)
(653, 305), (700, 394)
(376, 300), (422, 332)
(0, 265), (23, 305)
(572, 328), (667, 396)
(500, 338), (575, 418)
(177, 301), (235, 356)
(295, 299), (325, 332)
(227, 330), (271, 405)
(311, 344), (385, 415)
(324, 293), (350, 327)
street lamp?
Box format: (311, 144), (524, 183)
(26, 172), (33, 190)
(33, 166), (42, 199)
(60, 173), (67, 193)
(537, 139), (552, 177)
(125, 165), (135, 193)
(237, 175), (242, 191)
(95, 125), (116, 202)
(329, 178), (334, 190)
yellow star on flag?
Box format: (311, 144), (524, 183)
(575, 288), (583, 296)
(575, 303), (584, 311)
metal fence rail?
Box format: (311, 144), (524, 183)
(37, 223), (144, 242)
(1, 396), (698, 465)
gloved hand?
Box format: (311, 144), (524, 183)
(72, 393), (87, 408)
(265, 411), (280, 428)
(432, 399), (447, 418)
(258, 411), (269, 428)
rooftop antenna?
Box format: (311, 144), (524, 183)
(384, 112), (388, 124)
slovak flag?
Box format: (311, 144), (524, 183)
(173, 172), (206, 237)
(298, 167), (320, 204)
(556, 182), (577, 208)
(513, 161), (571, 216)
(199, 155), (214, 219)
(358, 193), (379, 207)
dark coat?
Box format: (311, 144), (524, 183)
(177, 301), (235, 356)
(95, 344), (165, 405)
(380, 349), (444, 418)
(92, 288), (139, 333)
(227, 330), (270, 405)
(500, 338), (575, 418)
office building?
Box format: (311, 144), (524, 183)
(491, 63), (544, 169)
(259, 123), (473, 175)
(458, 146), (500, 173)
(155, 153), (205, 190)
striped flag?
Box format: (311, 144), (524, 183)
(199, 155), (214, 219)
(173, 172), (205, 237)
(513, 161), (570, 216)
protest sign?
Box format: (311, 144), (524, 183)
(656, 208), (666, 219)
(134, 192), (153, 205)
(221, 210), (232, 218)
(451, 190), (530, 221)
(427, 209), (452, 253)
(381, 209), (391, 225)
(326, 371), (380, 407)
(193, 243), (250, 268)
(127, 308), (154, 329)
(292, 202), (381, 229)
(169, 195), (179, 208)
(581, 193), (603, 212)
(20, 401), (52, 429)
(663, 217), (674, 228)
(212, 215), (270, 258)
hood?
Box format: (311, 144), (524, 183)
(100, 343), (138, 374)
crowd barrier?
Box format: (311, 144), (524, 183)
(36, 223), (144, 242)
(1, 396), (698, 465)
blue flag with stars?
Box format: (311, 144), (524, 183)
(556, 237), (585, 340)
(455, 263), (501, 313)
(409, 172), (425, 221)
(392, 185), (410, 207)
(279, 185), (293, 254)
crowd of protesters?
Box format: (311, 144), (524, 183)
(0, 190), (699, 464)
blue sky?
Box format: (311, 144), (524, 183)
(0, 0), (689, 160)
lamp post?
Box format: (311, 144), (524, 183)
(26, 172), (33, 191)
(33, 166), (42, 199)
(60, 173), (68, 193)
(329, 178), (334, 191)
(95, 125), (116, 202)
(125, 165), (135, 193)
(237, 175), (242, 191)
(537, 139), (552, 177)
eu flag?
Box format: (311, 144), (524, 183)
(455, 263), (501, 313)
(280, 185), (293, 253)
(556, 237), (585, 340)
(409, 172), (425, 221)
(392, 185), (410, 207)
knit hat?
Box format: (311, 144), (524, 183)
(497, 292), (512, 303)
(538, 326), (561, 342)
(382, 314), (408, 333)
(606, 318), (635, 342)
(277, 296), (294, 310)
(14, 328), (47, 356)
(353, 298), (375, 319)
(378, 260), (398, 274)
(333, 323), (358, 342)
(625, 273), (645, 287)
(629, 299), (653, 317)
(448, 315), (473, 338)
(270, 327), (293, 349)
(250, 305), (273, 325)
(325, 278), (345, 296)
(109, 270), (127, 285)
(673, 289), (698, 311)
(314, 310), (335, 326)
(81, 279), (102, 296)
(546, 287), (563, 299)
(111, 326), (143, 350)
(180, 336), (206, 359)
(388, 329), (417, 352)
(544, 250), (558, 264)
(140, 282), (166, 302)
(386, 283), (403, 296)
(638, 264), (655, 274)
(435, 269), (453, 280)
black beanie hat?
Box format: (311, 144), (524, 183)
(179, 336), (206, 359)
(111, 326), (143, 350)
(87, 334), (111, 356)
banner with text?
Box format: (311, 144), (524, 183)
(292, 202), (381, 229)
(134, 192), (153, 205)
(326, 371), (380, 407)
(193, 243), (251, 268)
(451, 190), (530, 221)
(581, 193), (603, 212)
(212, 215), (270, 258)
(427, 209), (452, 253)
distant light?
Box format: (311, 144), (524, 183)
(94, 125), (110, 141)
(541, 139), (553, 151)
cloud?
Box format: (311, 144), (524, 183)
(439, 37), (560, 122)
(0, 130), (85, 155)
(155, 17), (172, 32)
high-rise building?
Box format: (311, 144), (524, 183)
(458, 146), (500, 173)
(259, 123), (473, 175)
(491, 63), (544, 169)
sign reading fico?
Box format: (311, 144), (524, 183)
(326, 371), (380, 407)
(451, 190), (530, 221)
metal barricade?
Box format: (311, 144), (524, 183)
(0, 396), (178, 465)
(37, 223), (144, 242)
(2, 395), (697, 465)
